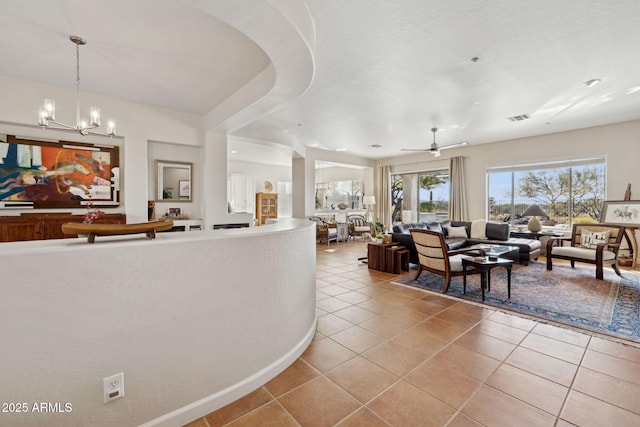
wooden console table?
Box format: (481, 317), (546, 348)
(0, 213), (126, 242)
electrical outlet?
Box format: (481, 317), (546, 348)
(103, 372), (125, 403)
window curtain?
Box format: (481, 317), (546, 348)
(449, 156), (468, 221)
(375, 164), (391, 232)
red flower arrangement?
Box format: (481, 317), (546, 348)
(83, 193), (103, 224)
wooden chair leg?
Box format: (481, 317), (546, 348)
(442, 273), (452, 294)
(613, 262), (622, 277)
(546, 255), (553, 271)
(413, 266), (423, 281)
(596, 264), (603, 280)
(570, 260), (575, 268)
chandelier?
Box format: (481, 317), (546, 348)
(38, 36), (116, 136)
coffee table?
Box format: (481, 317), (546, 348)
(467, 244), (519, 261)
(462, 256), (513, 302)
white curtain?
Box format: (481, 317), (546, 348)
(449, 156), (468, 221)
(375, 164), (391, 232)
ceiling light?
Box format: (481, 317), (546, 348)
(583, 78), (602, 88)
(368, 144), (382, 148)
(335, 148), (347, 152)
(231, 150), (237, 154)
(38, 36), (115, 136)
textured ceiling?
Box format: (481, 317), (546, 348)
(2, 0), (640, 164)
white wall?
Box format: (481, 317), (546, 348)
(0, 75), (205, 223)
(383, 119), (640, 220)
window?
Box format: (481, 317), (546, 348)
(391, 169), (450, 224)
(487, 158), (606, 226)
(315, 180), (363, 210)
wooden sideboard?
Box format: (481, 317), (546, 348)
(0, 213), (127, 242)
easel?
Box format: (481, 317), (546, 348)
(622, 184), (638, 269)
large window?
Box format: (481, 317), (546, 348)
(391, 169), (450, 224)
(315, 180), (363, 210)
(488, 158), (606, 226)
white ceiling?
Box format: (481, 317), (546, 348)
(2, 0), (640, 163)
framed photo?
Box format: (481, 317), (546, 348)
(168, 207), (182, 217)
(179, 180), (190, 198)
(600, 200), (640, 227)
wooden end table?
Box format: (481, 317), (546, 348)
(462, 256), (513, 302)
(367, 242), (397, 272)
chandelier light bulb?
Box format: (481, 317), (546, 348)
(107, 120), (116, 136)
(90, 107), (101, 126)
(43, 99), (55, 120)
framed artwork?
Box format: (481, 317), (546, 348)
(179, 180), (190, 198)
(168, 207), (182, 217)
(0, 135), (119, 209)
(600, 200), (640, 227)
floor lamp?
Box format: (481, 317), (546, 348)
(359, 196), (376, 263)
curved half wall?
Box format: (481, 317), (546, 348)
(1, 219), (316, 427)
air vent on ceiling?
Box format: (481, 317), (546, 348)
(368, 144), (383, 148)
(507, 114), (531, 122)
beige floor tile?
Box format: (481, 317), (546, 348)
(429, 344), (501, 382)
(330, 325), (387, 354)
(531, 322), (591, 347)
(356, 298), (402, 314)
(506, 347), (578, 387)
(486, 363), (569, 415)
(265, 359), (320, 397)
(405, 360), (481, 409)
(278, 376), (361, 427)
(487, 310), (537, 331)
(573, 367), (640, 414)
(316, 313), (354, 336)
(334, 290), (372, 305)
(391, 326), (450, 357)
(204, 387), (272, 426)
(449, 302), (495, 318)
(462, 384), (556, 426)
(326, 356), (398, 403)
(362, 340), (429, 377)
(301, 337), (357, 373)
(358, 315), (412, 339)
(419, 293), (459, 307)
(415, 317), (470, 341)
(354, 285), (393, 299)
(379, 306), (430, 326)
(336, 407), (390, 426)
(588, 336), (640, 364)
(471, 319), (529, 344)
(447, 413), (484, 426)
(367, 380), (457, 426)
(434, 308), (483, 328)
(581, 349), (640, 385)
(403, 298), (448, 316)
(455, 329), (517, 361)
(317, 296), (353, 313)
(561, 390), (640, 426)
(520, 332), (586, 364)
(226, 401), (299, 427)
(333, 305), (379, 324)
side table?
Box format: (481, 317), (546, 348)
(385, 246), (409, 274)
(336, 222), (349, 242)
(367, 242), (397, 272)
(462, 256), (513, 302)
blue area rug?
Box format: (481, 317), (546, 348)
(394, 261), (640, 343)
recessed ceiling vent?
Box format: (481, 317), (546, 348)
(368, 144), (383, 148)
(507, 114), (531, 122)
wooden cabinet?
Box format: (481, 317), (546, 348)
(255, 193), (277, 225)
(0, 213), (126, 242)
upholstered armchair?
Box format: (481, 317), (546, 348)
(310, 216), (337, 245)
(546, 223), (625, 280)
(348, 214), (372, 240)
(410, 229), (483, 294)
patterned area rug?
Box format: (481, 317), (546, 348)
(394, 261), (640, 343)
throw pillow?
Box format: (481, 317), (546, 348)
(580, 230), (611, 249)
(471, 219), (487, 239)
(446, 226), (468, 238)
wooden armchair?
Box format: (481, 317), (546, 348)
(410, 229), (483, 294)
(310, 216), (337, 246)
(546, 223), (625, 280)
(348, 214), (373, 240)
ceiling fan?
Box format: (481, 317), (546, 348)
(402, 127), (469, 157)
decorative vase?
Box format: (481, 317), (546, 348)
(527, 216), (541, 232)
(382, 234), (392, 244)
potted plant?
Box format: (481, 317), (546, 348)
(376, 234), (383, 243)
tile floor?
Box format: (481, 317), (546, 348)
(186, 241), (640, 427)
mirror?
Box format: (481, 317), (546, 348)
(155, 160), (192, 202)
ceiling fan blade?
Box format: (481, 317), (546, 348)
(400, 148), (433, 152)
(436, 141), (469, 150)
